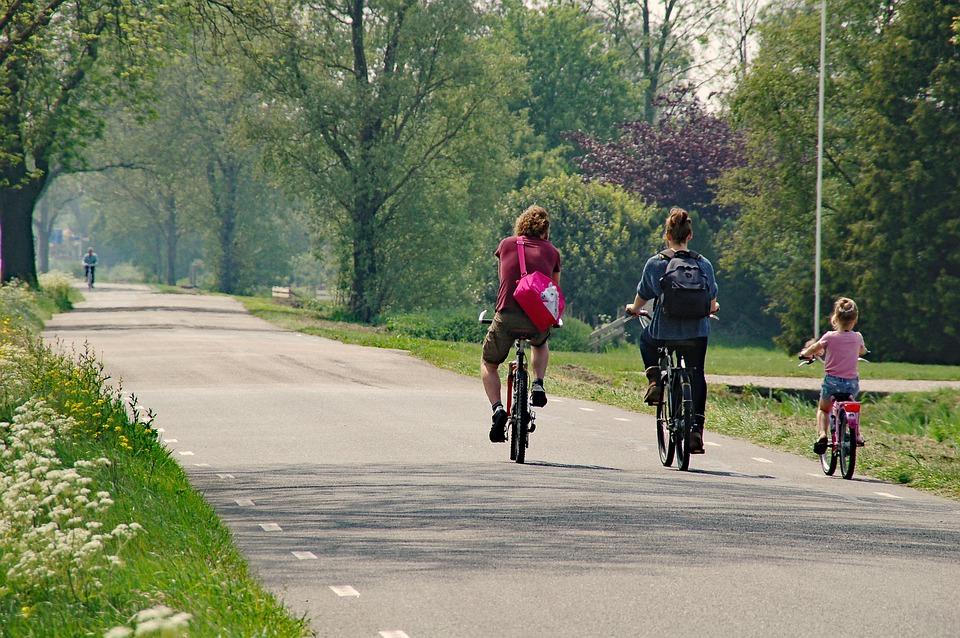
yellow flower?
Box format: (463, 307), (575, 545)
(21, 605), (32, 619)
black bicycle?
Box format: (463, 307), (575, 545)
(479, 311), (539, 464)
(633, 310), (698, 471)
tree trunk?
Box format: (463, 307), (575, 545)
(35, 196), (51, 273)
(207, 158), (240, 295)
(349, 208), (378, 322)
(163, 193), (178, 286)
(0, 170), (43, 287)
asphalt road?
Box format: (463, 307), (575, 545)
(45, 285), (960, 638)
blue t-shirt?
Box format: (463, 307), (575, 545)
(637, 251), (718, 340)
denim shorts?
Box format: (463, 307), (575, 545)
(821, 375), (859, 401)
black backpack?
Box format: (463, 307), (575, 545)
(657, 249), (711, 319)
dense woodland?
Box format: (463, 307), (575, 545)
(1, 0), (958, 362)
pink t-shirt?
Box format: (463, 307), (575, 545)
(818, 330), (865, 379)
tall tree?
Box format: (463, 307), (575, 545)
(249, 0), (523, 321)
(593, 0), (727, 122)
(0, 1), (166, 286)
(844, 0), (960, 362)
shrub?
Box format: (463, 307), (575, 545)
(385, 309), (487, 343)
(39, 272), (76, 312)
(550, 316), (592, 352)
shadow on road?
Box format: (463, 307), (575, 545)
(192, 462), (960, 584)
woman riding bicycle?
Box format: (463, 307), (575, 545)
(625, 208), (719, 454)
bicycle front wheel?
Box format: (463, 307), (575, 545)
(674, 377), (693, 471)
(839, 413), (856, 479)
(656, 394), (674, 466)
(512, 366), (528, 464)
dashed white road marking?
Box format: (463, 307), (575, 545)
(234, 498), (255, 507)
(705, 441), (721, 447)
(329, 585), (360, 597)
(874, 492), (903, 499)
(259, 523), (282, 532)
(552, 399), (565, 403)
(163, 438), (178, 443)
(806, 473), (822, 478)
(194, 463), (211, 467)
(579, 407), (595, 412)
(615, 417), (631, 422)
(380, 632), (410, 638)
(751, 457), (773, 464)
(216, 473), (235, 479)
(292, 551), (317, 560)
(178, 451), (194, 456)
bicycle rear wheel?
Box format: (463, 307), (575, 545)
(656, 394), (674, 466)
(512, 366), (528, 464)
(674, 377), (692, 471)
(838, 413), (856, 480)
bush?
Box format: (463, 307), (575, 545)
(39, 271), (76, 312)
(385, 309), (487, 343)
(550, 316), (592, 352)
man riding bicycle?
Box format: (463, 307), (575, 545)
(481, 205), (561, 443)
(82, 247), (99, 288)
(625, 208), (718, 454)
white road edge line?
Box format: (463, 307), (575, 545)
(234, 498), (254, 507)
(806, 473), (822, 478)
(178, 451), (194, 456)
(615, 417), (631, 422)
(705, 442), (721, 447)
(329, 585), (360, 597)
(379, 632), (410, 638)
(259, 523), (282, 532)
(291, 551), (317, 560)
(874, 492), (903, 499)
(216, 473), (235, 479)
(193, 463), (211, 467)
(579, 407), (595, 412)
(163, 438), (178, 443)
(752, 457), (773, 464)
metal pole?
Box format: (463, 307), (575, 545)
(814, 0), (827, 338)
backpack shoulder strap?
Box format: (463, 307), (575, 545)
(658, 250), (674, 260)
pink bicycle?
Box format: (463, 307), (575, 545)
(799, 356), (864, 479)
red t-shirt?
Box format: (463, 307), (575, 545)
(495, 236), (561, 312)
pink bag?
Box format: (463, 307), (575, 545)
(513, 237), (565, 331)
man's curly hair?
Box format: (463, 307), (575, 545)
(515, 205), (550, 239)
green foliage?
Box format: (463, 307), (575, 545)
(503, 2), (637, 148)
(550, 316), (593, 352)
(500, 174), (659, 321)
(385, 310), (488, 343)
(38, 271), (76, 312)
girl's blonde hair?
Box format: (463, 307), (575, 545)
(830, 297), (859, 330)
(515, 205), (550, 239)
(664, 207), (692, 243)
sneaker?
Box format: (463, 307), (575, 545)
(531, 380), (547, 407)
(689, 428), (705, 454)
(489, 407), (507, 443)
(813, 436), (829, 455)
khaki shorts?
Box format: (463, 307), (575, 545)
(482, 309), (550, 365)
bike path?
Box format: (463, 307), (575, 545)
(45, 285), (960, 638)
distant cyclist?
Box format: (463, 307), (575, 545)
(82, 247), (99, 289)
(625, 208), (719, 454)
(481, 205), (561, 443)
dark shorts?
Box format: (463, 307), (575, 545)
(481, 309), (550, 365)
(821, 375), (859, 401)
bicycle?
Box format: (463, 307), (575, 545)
(632, 309), (701, 471)
(84, 266), (95, 290)
(479, 310), (550, 464)
(799, 355), (866, 480)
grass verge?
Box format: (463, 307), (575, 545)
(1, 283), (308, 636)
(241, 296), (960, 500)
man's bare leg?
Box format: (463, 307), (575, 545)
(531, 343), (549, 380)
(482, 360), (502, 406)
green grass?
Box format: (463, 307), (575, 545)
(0, 286), (308, 636)
(0, 436), (310, 636)
(240, 296), (960, 500)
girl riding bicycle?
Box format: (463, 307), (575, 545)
(799, 297), (868, 454)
